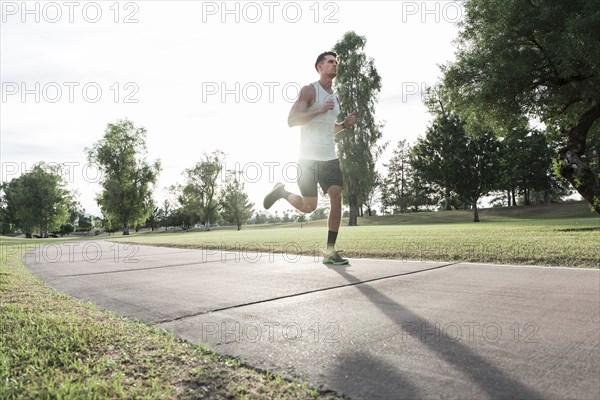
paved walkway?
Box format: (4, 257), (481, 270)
(25, 240), (600, 399)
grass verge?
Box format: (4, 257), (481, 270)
(111, 204), (599, 268)
(0, 239), (341, 399)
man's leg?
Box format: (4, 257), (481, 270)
(286, 194), (318, 214)
(323, 184), (348, 265)
(263, 184), (317, 213)
(326, 185), (342, 250)
(264, 160), (319, 213)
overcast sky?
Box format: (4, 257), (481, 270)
(1, 0), (463, 216)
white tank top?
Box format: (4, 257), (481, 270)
(299, 81), (340, 161)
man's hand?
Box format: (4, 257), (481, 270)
(318, 100), (336, 114)
(343, 112), (356, 129)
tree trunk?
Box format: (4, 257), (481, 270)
(472, 201), (480, 222)
(123, 220), (129, 235)
(511, 188), (517, 207)
(507, 189), (511, 206)
(348, 193), (359, 226)
(557, 104), (600, 215)
(444, 188), (452, 210)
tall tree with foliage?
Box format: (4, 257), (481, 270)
(1, 163), (72, 237)
(219, 172), (254, 230)
(87, 119), (161, 235)
(363, 172), (382, 217)
(497, 126), (562, 206)
(333, 31), (386, 226)
(0, 185), (14, 235)
(180, 150), (224, 231)
(443, 0), (600, 214)
(412, 112), (500, 221)
(411, 112), (463, 211)
(411, 87), (467, 211)
(382, 140), (414, 214)
(452, 129), (501, 222)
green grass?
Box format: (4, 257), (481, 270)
(0, 238), (341, 399)
(114, 202), (599, 268)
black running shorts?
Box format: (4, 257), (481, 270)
(297, 159), (344, 197)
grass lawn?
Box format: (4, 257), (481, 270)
(113, 203), (599, 268)
(0, 238), (340, 399)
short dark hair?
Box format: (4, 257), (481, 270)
(315, 51), (337, 71)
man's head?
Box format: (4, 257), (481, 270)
(315, 51), (338, 77)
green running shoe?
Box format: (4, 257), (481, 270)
(263, 182), (284, 210)
(323, 249), (349, 265)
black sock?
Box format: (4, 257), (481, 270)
(327, 230), (338, 248)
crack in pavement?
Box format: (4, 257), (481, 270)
(53, 258), (226, 277)
(152, 261), (459, 326)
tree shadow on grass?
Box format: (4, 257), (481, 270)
(557, 227), (600, 232)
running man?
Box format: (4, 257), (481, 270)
(263, 51), (356, 265)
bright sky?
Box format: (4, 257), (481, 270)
(1, 0), (462, 216)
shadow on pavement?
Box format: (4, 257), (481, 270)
(326, 265), (544, 399)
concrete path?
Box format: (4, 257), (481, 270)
(25, 240), (600, 399)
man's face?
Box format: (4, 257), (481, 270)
(319, 55), (338, 78)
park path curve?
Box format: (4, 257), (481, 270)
(25, 240), (600, 399)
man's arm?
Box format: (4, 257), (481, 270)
(334, 111), (357, 134)
(288, 85), (334, 127)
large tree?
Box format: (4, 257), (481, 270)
(497, 126), (566, 206)
(1, 163), (72, 237)
(444, 0), (600, 214)
(87, 119), (161, 235)
(412, 113), (500, 222)
(333, 31), (386, 226)
(410, 112), (463, 211)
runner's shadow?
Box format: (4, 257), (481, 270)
(328, 350), (422, 400)
(325, 265), (544, 399)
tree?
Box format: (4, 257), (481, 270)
(87, 119), (161, 235)
(497, 126), (564, 206)
(363, 172), (382, 216)
(59, 223), (75, 236)
(1, 163), (72, 237)
(333, 31), (386, 226)
(296, 213), (307, 228)
(452, 129), (501, 222)
(409, 173), (439, 212)
(412, 113), (500, 221)
(282, 210), (292, 223)
(219, 173), (254, 231)
(382, 140), (414, 214)
(254, 212), (268, 224)
(77, 214), (93, 235)
(157, 199), (173, 229)
(309, 207), (328, 221)
(411, 113), (464, 211)
(180, 150), (224, 231)
(145, 203), (160, 231)
(0, 185), (14, 235)
(443, 0), (600, 214)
